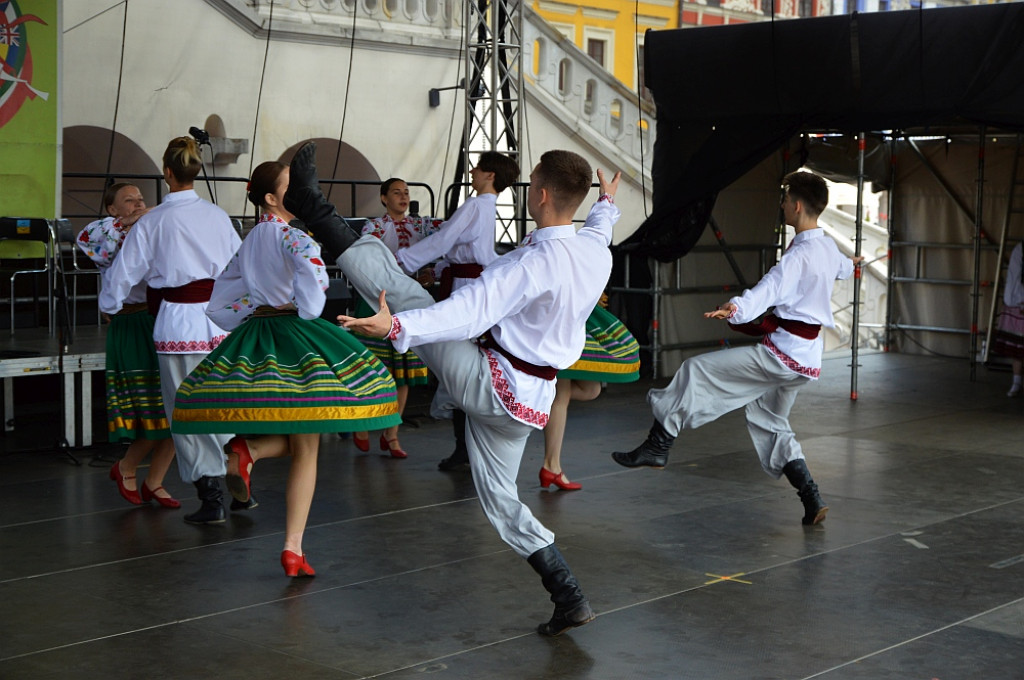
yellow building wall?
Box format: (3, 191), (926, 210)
(532, 1), (677, 91)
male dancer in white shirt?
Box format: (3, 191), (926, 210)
(614, 171), (862, 526)
(391, 150), (517, 472)
(284, 142), (620, 636)
(100, 137), (241, 525)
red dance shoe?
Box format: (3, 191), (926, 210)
(109, 461), (143, 505)
(380, 435), (407, 459)
(281, 550), (316, 577)
(352, 432), (370, 452)
(539, 467), (582, 491)
(141, 482), (181, 509)
(224, 436), (254, 503)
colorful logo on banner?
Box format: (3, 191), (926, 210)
(0, 0), (48, 129)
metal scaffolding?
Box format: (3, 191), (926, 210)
(462, 0), (524, 243)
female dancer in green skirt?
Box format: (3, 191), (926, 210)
(77, 183), (179, 508)
(540, 303), (639, 490)
(348, 178), (438, 457)
(173, 161), (400, 576)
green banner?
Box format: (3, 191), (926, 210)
(0, 0), (58, 219)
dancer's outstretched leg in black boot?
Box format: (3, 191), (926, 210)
(612, 419), (675, 468)
(184, 476), (226, 525)
(781, 459), (828, 525)
(283, 141), (359, 262)
(527, 545), (595, 636)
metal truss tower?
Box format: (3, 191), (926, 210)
(461, 0), (524, 243)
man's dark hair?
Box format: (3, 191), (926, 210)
(535, 150), (592, 213)
(783, 170), (828, 217)
(476, 151), (519, 193)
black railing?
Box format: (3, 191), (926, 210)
(61, 173), (437, 229)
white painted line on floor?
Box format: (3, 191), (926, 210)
(989, 554), (1024, 569)
(903, 537), (929, 549)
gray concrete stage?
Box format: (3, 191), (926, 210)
(0, 351), (1022, 679)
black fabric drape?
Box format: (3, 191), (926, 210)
(638, 3), (1024, 258)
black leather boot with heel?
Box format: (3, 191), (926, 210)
(611, 419), (675, 468)
(782, 459), (828, 525)
(183, 476), (226, 525)
(527, 545), (595, 636)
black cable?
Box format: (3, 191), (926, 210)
(893, 326), (967, 360)
(100, 0), (129, 214)
(245, 0), (275, 215)
(62, 0), (124, 34)
(198, 142), (218, 205)
(439, 19), (466, 207)
(635, 0), (649, 219)
(326, 3), (360, 204)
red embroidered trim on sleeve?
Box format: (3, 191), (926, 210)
(388, 315), (402, 341)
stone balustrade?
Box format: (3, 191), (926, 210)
(523, 7), (655, 172)
(212, 1), (655, 173)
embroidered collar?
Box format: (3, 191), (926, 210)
(259, 213), (288, 226)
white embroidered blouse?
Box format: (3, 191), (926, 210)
(361, 214), (441, 254)
(76, 216), (147, 305)
(207, 214), (329, 331)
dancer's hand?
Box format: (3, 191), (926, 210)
(704, 302), (736, 319)
(338, 290), (393, 338)
(597, 168), (621, 199)
(121, 207), (151, 229)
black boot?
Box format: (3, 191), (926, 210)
(611, 419), (675, 468)
(438, 410), (470, 472)
(184, 476), (226, 525)
(781, 459), (828, 525)
(283, 141), (359, 261)
(527, 545), (594, 637)
(230, 494), (259, 511)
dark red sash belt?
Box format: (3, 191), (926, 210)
(477, 329), (558, 380)
(438, 262), (484, 300)
(146, 279), (215, 317)
(729, 313), (821, 340)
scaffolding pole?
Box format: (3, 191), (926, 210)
(970, 128), (986, 380)
(884, 134), (898, 353)
(850, 132), (865, 400)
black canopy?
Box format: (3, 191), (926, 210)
(625, 3), (1024, 261)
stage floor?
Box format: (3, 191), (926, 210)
(0, 351), (1022, 679)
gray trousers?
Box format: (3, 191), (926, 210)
(339, 236), (554, 557)
(158, 353), (229, 483)
(648, 344), (811, 478)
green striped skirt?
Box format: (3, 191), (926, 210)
(172, 314), (401, 435)
(558, 306), (640, 382)
(105, 307), (171, 441)
(352, 296), (430, 386)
